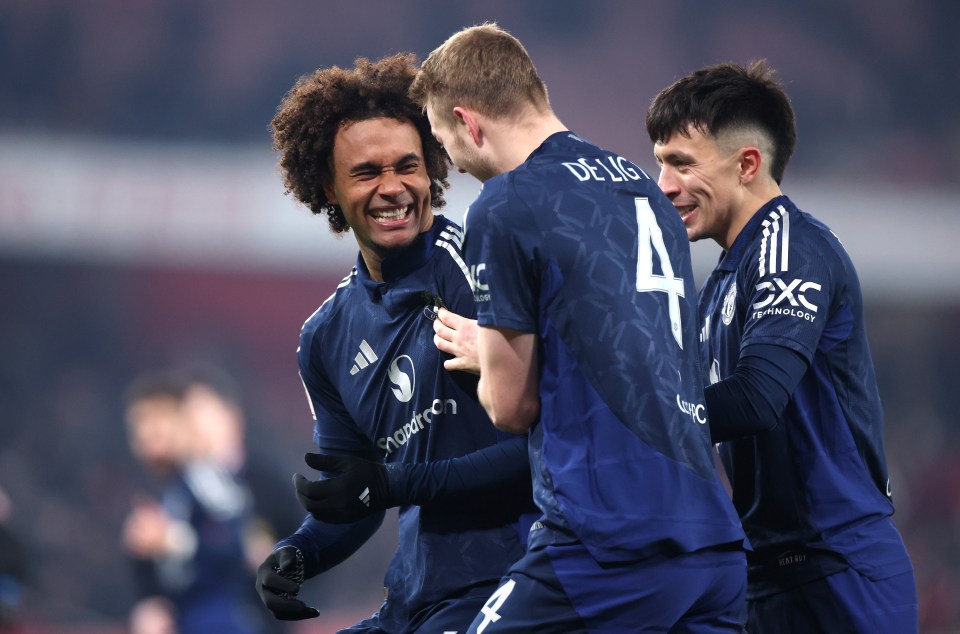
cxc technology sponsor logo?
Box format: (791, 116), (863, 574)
(469, 263), (490, 303)
(752, 277), (822, 322)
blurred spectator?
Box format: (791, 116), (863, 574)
(0, 485), (27, 632)
(179, 366), (304, 572)
(121, 367), (298, 634)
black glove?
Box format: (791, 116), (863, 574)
(255, 546), (319, 621)
(293, 452), (390, 523)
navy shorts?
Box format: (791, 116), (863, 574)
(465, 541), (747, 633)
(747, 567), (918, 633)
(336, 584), (497, 634)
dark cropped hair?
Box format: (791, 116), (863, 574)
(271, 53), (449, 234)
(646, 60), (797, 184)
(123, 369), (190, 411)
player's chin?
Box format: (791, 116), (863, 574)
(685, 225), (705, 243)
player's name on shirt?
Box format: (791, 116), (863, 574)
(560, 154), (650, 183)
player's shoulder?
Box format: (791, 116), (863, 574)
(300, 267), (359, 342)
(430, 214), (465, 252)
(464, 173), (523, 231)
(745, 199), (844, 260)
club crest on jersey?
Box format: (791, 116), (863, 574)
(420, 291), (445, 321)
(721, 281), (737, 326)
(387, 355), (415, 403)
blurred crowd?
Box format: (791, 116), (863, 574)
(0, 0), (956, 185)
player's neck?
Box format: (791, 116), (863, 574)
(489, 110), (567, 174)
(721, 182), (783, 251)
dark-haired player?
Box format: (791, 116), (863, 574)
(647, 60), (917, 632)
(412, 24), (748, 633)
(254, 53), (535, 634)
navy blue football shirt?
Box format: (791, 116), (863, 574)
(699, 195), (914, 597)
(294, 215), (532, 630)
(463, 131), (745, 563)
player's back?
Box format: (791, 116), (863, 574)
(466, 132), (745, 563)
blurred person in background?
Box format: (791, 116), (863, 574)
(0, 485), (27, 633)
(255, 52), (536, 633)
(646, 60), (917, 633)
(180, 366), (304, 573)
(122, 368), (294, 634)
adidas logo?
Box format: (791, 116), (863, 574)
(350, 340), (379, 376)
(359, 486), (371, 507)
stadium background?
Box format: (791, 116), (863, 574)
(1, 1), (958, 631)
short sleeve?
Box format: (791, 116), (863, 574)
(463, 181), (538, 333)
(740, 224), (838, 362)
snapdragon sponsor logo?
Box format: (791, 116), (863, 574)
(377, 398), (458, 455)
(676, 394), (707, 425)
(387, 356), (415, 403)
(752, 278), (822, 322)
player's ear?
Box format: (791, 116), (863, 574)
(322, 178), (338, 205)
(738, 146), (763, 185)
(452, 106), (483, 146)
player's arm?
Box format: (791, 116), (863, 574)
(256, 510), (383, 621)
(292, 435), (529, 522)
(476, 325), (539, 434)
(704, 343), (809, 443)
(277, 511), (384, 576)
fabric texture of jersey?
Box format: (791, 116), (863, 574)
(463, 131), (745, 563)
(296, 215), (533, 632)
(698, 195), (914, 598)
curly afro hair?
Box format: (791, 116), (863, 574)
(271, 53), (449, 234)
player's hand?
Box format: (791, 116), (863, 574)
(255, 546), (319, 621)
(433, 307), (481, 374)
(293, 453), (389, 523)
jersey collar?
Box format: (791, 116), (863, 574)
(355, 215), (448, 290)
(715, 195), (791, 272)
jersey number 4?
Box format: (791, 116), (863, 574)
(635, 197), (685, 349)
(476, 579), (516, 633)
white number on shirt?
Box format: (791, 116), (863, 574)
(635, 197), (685, 349)
(476, 579), (516, 633)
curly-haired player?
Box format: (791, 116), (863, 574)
(255, 53), (536, 633)
(271, 53), (448, 235)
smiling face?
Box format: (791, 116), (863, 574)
(324, 117), (434, 278)
(653, 125), (748, 250)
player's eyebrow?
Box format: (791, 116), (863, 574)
(655, 149), (694, 165)
(348, 153), (421, 174)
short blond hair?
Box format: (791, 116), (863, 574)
(410, 23), (549, 126)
